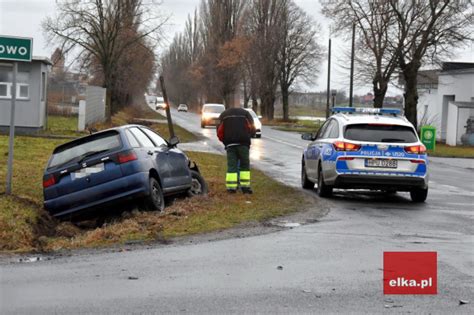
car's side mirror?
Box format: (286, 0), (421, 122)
(301, 133), (314, 141)
(168, 136), (180, 147)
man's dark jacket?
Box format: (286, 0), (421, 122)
(217, 107), (255, 147)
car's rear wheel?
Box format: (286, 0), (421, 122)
(317, 165), (332, 197)
(188, 170), (208, 196)
(410, 187), (428, 202)
(301, 162), (314, 189)
(143, 177), (165, 211)
(201, 122), (205, 128)
(256, 134), (262, 138)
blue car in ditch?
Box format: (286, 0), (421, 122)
(43, 125), (207, 219)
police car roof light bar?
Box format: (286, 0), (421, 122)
(332, 107), (400, 116)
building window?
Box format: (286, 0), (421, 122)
(19, 84), (29, 99)
(41, 72), (46, 101)
(0, 66), (30, 100)
(0, 83), (7, 97)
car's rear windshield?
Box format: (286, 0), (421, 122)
(203, 105), (225, 113)
(49, 131), (122, 168)
(344, 124), (418, 143)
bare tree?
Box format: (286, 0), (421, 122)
(279, 2), (323, 121)
(43, 0), (166, 121)
(244, 0), (289, 120)
(322, 0), (399, 108)
(389, 0), (473, 129)
(199, 0), (246, 106)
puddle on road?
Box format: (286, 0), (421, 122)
(273, 222), (301, 228)
(18, 256), (43, 263)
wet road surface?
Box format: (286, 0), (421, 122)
(1, 108), (473, 314)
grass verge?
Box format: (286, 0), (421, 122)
(428, 143), (474, 158)
(263, 119), (323, 134)
(0, 135), (314, 252)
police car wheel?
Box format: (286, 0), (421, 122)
(301, 163), (314, 189)
(317, 165), (332, 197)
(410, 187), (428, 202)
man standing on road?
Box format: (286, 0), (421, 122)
(217, 107), (255, 194)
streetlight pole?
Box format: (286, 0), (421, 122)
(349, 23), (355, 107)
(326, 38), (331, 118)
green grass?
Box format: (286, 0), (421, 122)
(428, 143), (474, 158)
(275, 106), (326, 118)
(265, 119), (323, 134)
(0, 135), (316, 252)
(43, 115), (87, 137)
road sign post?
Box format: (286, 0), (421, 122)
(1, 35), (32, 195)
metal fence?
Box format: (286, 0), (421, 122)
(78, 86), (106, 130)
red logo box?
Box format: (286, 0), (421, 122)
(383, 252), (437, 295)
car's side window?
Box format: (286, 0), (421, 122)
(320, 120), (335, 139)
(327, 120), (339, 138)
(125, 129), (141, 148)
(316, 120), (330, 140)
(141, 128), (168, 147)
(129, 127), (154, 147)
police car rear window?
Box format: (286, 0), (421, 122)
(344, 124), (417, 143)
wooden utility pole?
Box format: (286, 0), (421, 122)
(159, 75), (175, 139)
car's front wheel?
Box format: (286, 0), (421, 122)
(301, 162), (314, 189)
(317, 165), (333, 197)
(410, 187), (428, 202)
(188, 170), (208, 196)
(143, 177), (165, 211)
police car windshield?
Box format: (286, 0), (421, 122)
(344, 124), (417, 143)
(203, 105), (225, 113)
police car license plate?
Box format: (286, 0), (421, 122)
(71, 163), (105, 180)
(365, 159), (397, 168)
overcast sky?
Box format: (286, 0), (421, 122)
(1, 0), (472, 96)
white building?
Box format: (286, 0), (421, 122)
(416, 62), (474, 146)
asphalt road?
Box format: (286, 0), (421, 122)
(1, 108), (473, 314)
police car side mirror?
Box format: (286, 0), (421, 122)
(301, 133), (314, 141)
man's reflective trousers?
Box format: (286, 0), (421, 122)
(225, 145), (250, 190)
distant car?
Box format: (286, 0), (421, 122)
(43, 125), (207, 219)
(155, 97), (167, 110)
(301, 107), (429, 202)
(178, 104), (188, 112)
(244, 108), (262, 138)
(201, 103), (225, 128)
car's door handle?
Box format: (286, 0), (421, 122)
(147, 150), (154, 155)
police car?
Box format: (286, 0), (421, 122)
(301, 107), (429, 202)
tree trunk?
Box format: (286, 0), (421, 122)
(402, 65), (419, 130)
(251, 93), (258, 113)
(261, 92), (275, 121)
(281, 86), (290, 121)
(105, 88), (112, 123)
(373, 81), (388, 108)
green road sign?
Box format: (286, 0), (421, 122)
(420, 125), (436, 151)
(0, 35), (32, 62)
